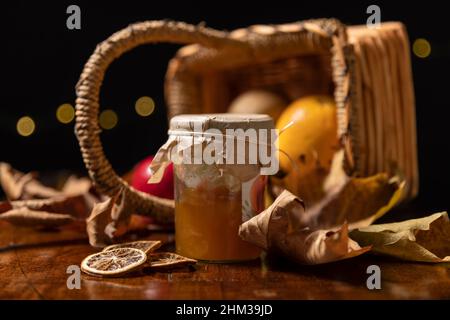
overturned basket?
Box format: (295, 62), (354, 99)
(75, 19), (418, 223)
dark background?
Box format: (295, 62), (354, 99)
(1, 1), (449, 214)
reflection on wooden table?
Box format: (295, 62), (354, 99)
(1, 221), (449, 299)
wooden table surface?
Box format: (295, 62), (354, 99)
(1, 220), (450, 300)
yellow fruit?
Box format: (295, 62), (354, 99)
(274, 96), (339, 202)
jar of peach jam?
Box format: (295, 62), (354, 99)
(153, 114), (276, 262)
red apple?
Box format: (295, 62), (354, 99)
(131, 155), (174, 199)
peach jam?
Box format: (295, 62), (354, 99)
(152, 114), (276, 262)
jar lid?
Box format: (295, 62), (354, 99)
(169, 113), (274, 135)
(149, 113), (278, 183)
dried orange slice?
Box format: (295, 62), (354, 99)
(146, 252), (197, 270)
(102, 240), (162, 254)
(81, 248), (146, 277)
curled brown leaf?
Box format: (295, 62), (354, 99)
(0, 162), (61, 200)
(0, 163), (101, 229)
(239, 190), (371, 265)
(9, 194), (93, 219)
(86, 189), (134, 248)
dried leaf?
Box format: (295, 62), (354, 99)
(0, 207), (74, 227)
(0, 163), (32, 200)
(0, 162), (61, 200)
(303, 174), (404, 230)
(0, 164), (102, 228)
(0, 163), (94, 201)
(22, 179), (63, 199)
(239, 190), (371, 265)
(270, 151), (405, 230)
(146, 252), (197, 270)
(62, 175), (92, 196)
(86, 189), (133, 248)
(8, 194), (92, 219)
(0, 192), (98, 229)
(239, 150), (403, 265)
(350, 212), (450, 263)
(86, 194), (116, 247)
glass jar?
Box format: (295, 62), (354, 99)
(151, 114), (276, 262)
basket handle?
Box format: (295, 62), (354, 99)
(75, 21), (247, 223)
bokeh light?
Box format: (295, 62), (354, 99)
(17, 116), (36, 137)
(413, 38), (431, 58)
(99, 109), (118, 130)
(56, 103), (75, 124)
(135, 96), (155, 117)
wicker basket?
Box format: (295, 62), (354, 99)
(75, 19), (418, 223)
